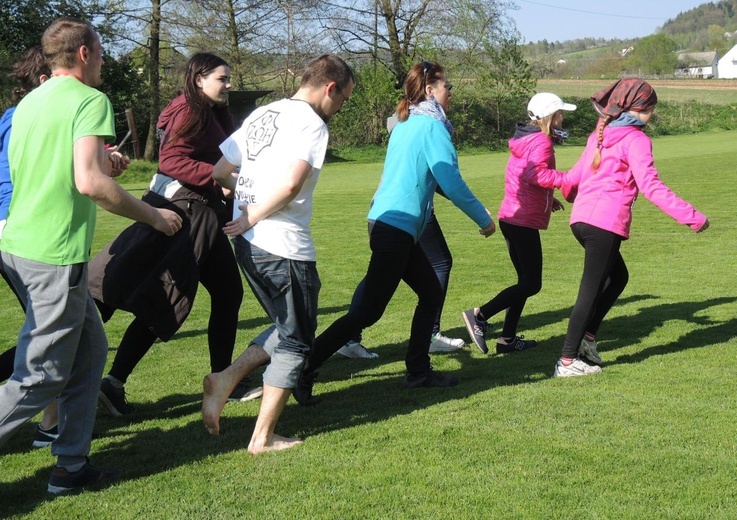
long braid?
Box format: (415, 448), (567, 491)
(591, 115), (612, 171)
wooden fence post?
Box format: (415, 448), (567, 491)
(125, 108), (141, 160)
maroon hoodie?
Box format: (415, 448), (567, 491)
(157, 94), (235, 193)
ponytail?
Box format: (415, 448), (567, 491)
(591, 116), (612, 171)
(396, 61), (443, 123)
(396, 96), (410, 122)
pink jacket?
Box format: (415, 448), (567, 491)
(498, 127), (565, 230)
(561, 124), (706, 239)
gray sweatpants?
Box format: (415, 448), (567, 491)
(0, 252), (107, 467)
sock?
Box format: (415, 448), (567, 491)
(584, 332), (596, 342)
(560, 357), (575, 366)
(497, 337), (512, 345)
(476, 310), (487, 321)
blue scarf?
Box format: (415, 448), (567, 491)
(409, 96), (454, 135)
(609, 113), (646, 127)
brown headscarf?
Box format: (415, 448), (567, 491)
(591, 78), (657, 119)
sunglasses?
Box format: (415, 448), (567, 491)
(422, 60), (452, 92)
(422, 60), (432, 89)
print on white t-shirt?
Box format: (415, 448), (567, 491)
(219, 98), (329, 261)
(245, 110), (279, 161)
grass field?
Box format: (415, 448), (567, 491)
(1, 130), (736, 518)
(538, 78), (737, 105)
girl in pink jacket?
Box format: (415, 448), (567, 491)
(463, 93), (575, 354)
(554, 79), (709, 378)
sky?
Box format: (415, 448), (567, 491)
(510, 0), (710, 43)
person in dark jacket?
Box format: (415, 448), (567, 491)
(89, 53), (253, 416)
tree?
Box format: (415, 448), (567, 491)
(329, 64), (399, 146)
(626, 34), (678, 76)
(97, 0), (180, 160)
(0, 0), (98, 109)
(315, 0), (514, 88)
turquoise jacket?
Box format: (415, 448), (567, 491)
(367, 114), (490, 241)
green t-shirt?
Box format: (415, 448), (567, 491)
(2, 76), (115, 265)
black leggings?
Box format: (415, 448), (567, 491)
(348, 211), (451, 339)
(108, 230), (243, 382)
(306, 220), (442, 376)
(561, 222), (629, 358)
(479, 221), (542, 338)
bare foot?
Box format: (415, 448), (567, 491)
(248, 434), (303, 455)
(202, 372), (232, 435)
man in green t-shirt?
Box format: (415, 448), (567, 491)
(0, 17), (182, 495)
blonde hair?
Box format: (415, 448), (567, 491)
(530, 111), (558, 138)
(591, 116), (613, 170)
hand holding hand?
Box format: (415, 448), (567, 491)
(479, 219), (496, 237)
(105, 146), (131, 178)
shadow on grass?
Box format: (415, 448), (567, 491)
(3, 295), (735, 515)
(286, 294), (737, 438)
(159, 303), (352, 344)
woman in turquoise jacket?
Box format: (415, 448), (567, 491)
(295, 61), (496, 404)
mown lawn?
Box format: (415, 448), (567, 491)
(1, 130), (735, 519)
(538, 78), (737, 105)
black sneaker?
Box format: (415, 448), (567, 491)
(293, 371), (320, 406)
(32, 424), (59, 448)
(403, 369), (459, 389)
(496, 336), (538, 354)
(47, 458), (123, 495)
(228, 380), (264, 402)
(99, 378), (135, 416)
(461, 308), (488, 354)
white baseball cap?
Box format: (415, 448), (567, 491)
(527, 92), (576, 120)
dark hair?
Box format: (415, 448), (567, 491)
(11, 46), (51, 102)
(170, 52), (230, 143)
(42, 17), (96, 70)
(396, 60), (444, 122)
(300, 54), (354, 92)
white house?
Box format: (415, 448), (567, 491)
(717, 43), (737, 78)
(676, 51), (719, 78)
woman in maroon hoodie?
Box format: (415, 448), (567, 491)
(90, 54), (252, 415)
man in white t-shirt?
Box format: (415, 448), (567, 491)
(202, 54), (353, 454)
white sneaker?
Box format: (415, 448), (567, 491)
(337, 340), (379, 359)
(553, 357), (603, 378)
(429, 332), (465, 353)
(579, 337), (602, 365)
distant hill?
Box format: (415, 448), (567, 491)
(523, 1), (737, 56)
(521, 1), (737, 79)
(661, 0), (737, 52)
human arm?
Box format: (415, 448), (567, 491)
(0, 110), (13, 222)
(74, 135), (182, 235)
(157, 104), (227, 188)
(522, 136), (566, 189)
(222, 159), (313, 236)
(425, 122), (493, 234)
(628, 133), (708, 232)
(559, 151), (587, 202)
(212, 156), (238, 192)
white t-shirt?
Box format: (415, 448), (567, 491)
(220, 98), (328, 261)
